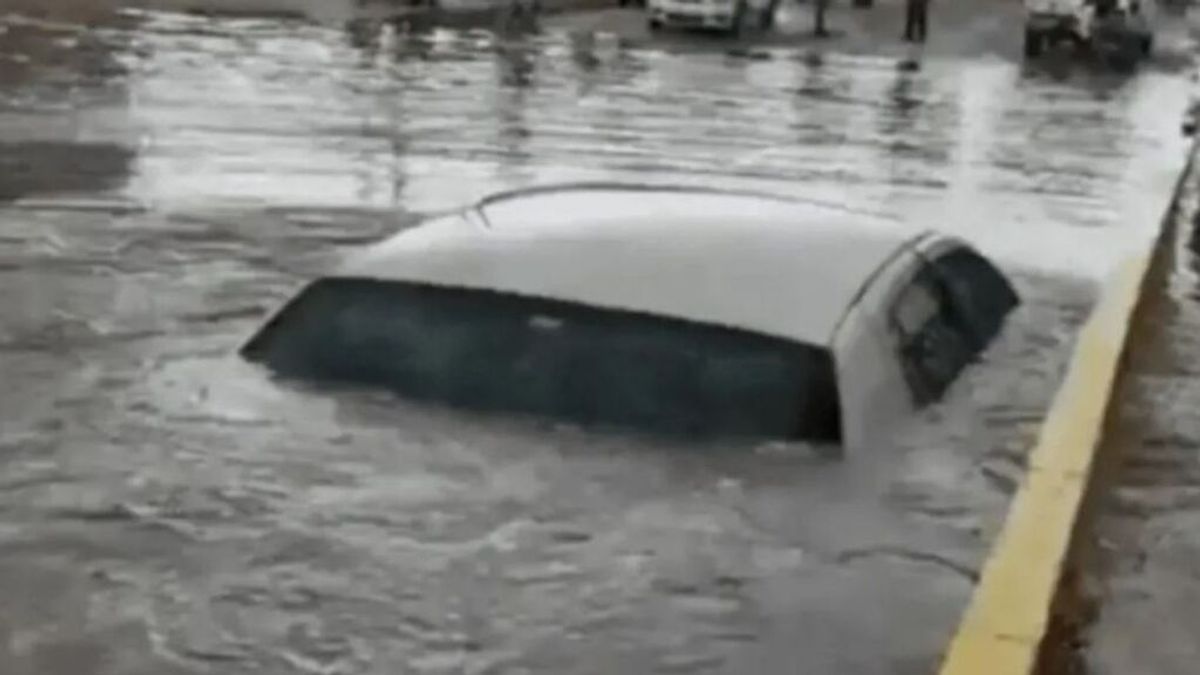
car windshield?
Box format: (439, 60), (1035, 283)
(241, 278), (843, 442)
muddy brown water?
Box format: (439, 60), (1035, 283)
(0, 5), (1194, 674)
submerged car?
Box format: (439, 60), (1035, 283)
(241, 184), (1019, 446)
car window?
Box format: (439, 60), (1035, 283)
(893, 279), (939, 336)
(242, 278), (843, 442)
(888, 264), (974, 405)
(926, 246), (1019, 351)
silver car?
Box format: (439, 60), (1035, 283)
(241, 184), (1019, 447)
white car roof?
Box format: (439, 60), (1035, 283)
(337, 184), (935, 346)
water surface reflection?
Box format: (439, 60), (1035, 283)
(0, 6), (1193, 674)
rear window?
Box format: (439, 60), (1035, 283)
(241, 278), (842, 442)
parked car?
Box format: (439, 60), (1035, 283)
(1023, 0), (1153, 59)
(1091, 0), (1154, 59)
(240, 184), (1019, 447)
(646, 0), (778, 35)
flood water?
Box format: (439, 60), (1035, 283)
(0, 5), (1194, 674)
(1078, 145), (1200, 675)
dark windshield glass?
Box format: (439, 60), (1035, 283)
(241, 278), (842, 442)
(928, 247), (1019, 350)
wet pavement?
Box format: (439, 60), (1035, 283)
(547, 0), (1029, 60)
(1080, 143), (1200, 674)
(0, 3), (1195, 674)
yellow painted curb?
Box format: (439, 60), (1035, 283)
(937, 251), (1154, 675)
(939, 133), (1198, 674)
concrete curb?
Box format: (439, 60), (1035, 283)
(936, 146), (1198, 675)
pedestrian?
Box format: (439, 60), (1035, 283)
(1092, 0), (1116, 18)
(813, 0), (830, 37)
(903, 0), (929, 43)
(498, 0), (534, 34)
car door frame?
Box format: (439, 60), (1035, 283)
(832, 233), (1018, 449)
(830, 232), (937, 450)
(894, 234), (1010, 406)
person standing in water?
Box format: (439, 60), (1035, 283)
(813, 0), (831, 37)
(903, 0), (929, 42)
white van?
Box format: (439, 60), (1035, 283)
(646, 0), (777, 35)
(241, 184), (1019, 447)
